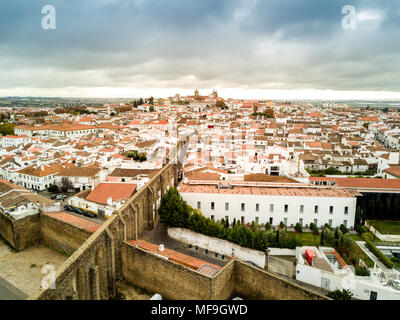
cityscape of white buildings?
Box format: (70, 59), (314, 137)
(1, 90), (400, 299)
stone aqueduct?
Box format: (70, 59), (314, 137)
(29, 146), (181, 300)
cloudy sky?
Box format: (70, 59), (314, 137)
(1, 0), (400, 99)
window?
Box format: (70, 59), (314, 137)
(211, 215), (215, 221)
(241, 216), (245, 224)
(343, 220), (347, 227)
(284, 205), (288, 213)
(284, 218), (288, 225)
(314, 205), (319, 214)
(314, 219), (318, 226)
(225, 202), (229, 211)
(299, 218), (303, 226)
(329, 206), (334, 214)
(328, 219), (332, 227)
(300, 205), (304, 213)
(269, 217), (273, 224)
(225, 216), (229, 224)
(270, 204), (274, 213)
(344, 206), (349, 215)
(256, 204), (260, 212)
(197, 202), (201, 210)
(211, 202), (215, 210)
(241, 203), (245, 212)
(255, 217), (259, 224)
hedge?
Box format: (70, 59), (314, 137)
(355, 224), (368, 235)
(363, 235), (394, 268)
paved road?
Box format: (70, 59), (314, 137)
(0, 277), (27, 300)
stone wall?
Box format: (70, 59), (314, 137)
(234, 260), (327, 300)
(121, 242), (216, 300)
(0, 213), (41, 250)
(210, 259), (235, 300)
(40, 214), (93, 255)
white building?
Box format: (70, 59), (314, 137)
(296, 246), (400, 300)
(178, 181), (357, 228)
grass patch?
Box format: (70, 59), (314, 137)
(354, 244), (375, 268)
(368, 220), (400, 235)
(288, 232), (320, 246)
(350, 234), (362, 241)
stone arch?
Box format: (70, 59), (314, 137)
(111, 225), (122, 280)
(95, 245), (108, 300)
(88, 265), (100, 300)
(147, 187), (155, 228)
(134, 202), (143, 237)
(76, 266), (88, 300)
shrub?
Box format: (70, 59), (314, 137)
(265, 222), (271, 231)
(327, 289), (353, 300)
(324, 223), (333, 231)
(279, 221), (286, 229)
(295, 223), (303, 233)
(340, 224), (349, 234)
(355, 224), (368, 235)
(363, 236), (394, 269)
(362, 232), (374, 242)
(47, 184), (58, 193)
(355, 266), (370, 277)
(310, 223), (319, 234)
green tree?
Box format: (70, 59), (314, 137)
(158, 187), (190, 228)
(0, 123), (15, 136)
(47, 184), (58, 193)
(327, 289), (353, 300)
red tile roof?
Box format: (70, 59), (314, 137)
(86, 183), (137, 205)
(44, 212), (100, 233)
(128, 240), (221, 272)
(309, 177), (400, 190)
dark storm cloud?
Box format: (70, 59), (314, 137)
(0, 0), (400, 94)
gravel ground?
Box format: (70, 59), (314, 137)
(117, 280), (154, 300)
(0, 240), (67, 296)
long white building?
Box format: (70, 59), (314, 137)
(178, 181), (357, 228)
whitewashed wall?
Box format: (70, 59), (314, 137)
(180, 191), (356, 228)
(168, 227), (266, 268)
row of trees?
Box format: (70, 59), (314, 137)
(127, 150), (147, 162)
(307, 167), (376, 177)
(158, 188), (302, 251)
(358, 192), (400, 221)
(132, 98), (145, 108)
(0, 123), (15, 136)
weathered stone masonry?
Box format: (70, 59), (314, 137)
(28, 141), (328, 301)
(29, 145), (181, 300)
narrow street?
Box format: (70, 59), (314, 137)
(141, 222), (228, 268)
